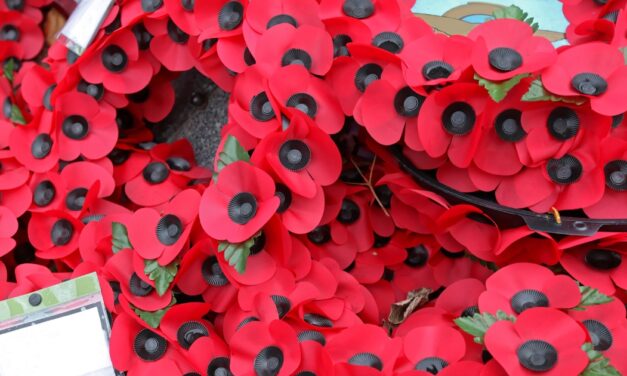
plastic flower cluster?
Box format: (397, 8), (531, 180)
(0, 0), (626, 375)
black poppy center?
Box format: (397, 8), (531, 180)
(342, 0), (374, 19)
(133, 24), (153, 50)
(208, 357), (233, 376)
(495, 109), (526, 142)
(286, 93), (317, 118)
(374, 185), (392, 208)
(78, 81), (103, 101)
(275, 183), (293, 213)
(167, 19), (189, 44)
(373, 32), (404, 54)
(571, 73), (607, 96)
(604, 160), (627, 191)
(129, 273), (153, 296)
(281, 49), (312, 70)
(337, 199), (360, 224)
(228, 192), (258, 224)
(547, 107), (580, 140)
(2, 97), (11, 119)
(333, 34), (352, 57)
(33, 180), (56, 207)
(101, 45), (128, 73)
(156, 214), (183, 245)
(250, 92), (275, 122)
(218, 1), (244, 31)
(177, 321), (208, 349)
(50, 219), (74, 246)
(583, 320), (613, 351)
(584, 249), (622, 270)
(43, 85), (56, 110)
(181, 0), (194, 11)
(202, 256), (229, 286)
(65, 188), (88, 211)
(546, 155), (583, 185)
(461, 305), (479, 318)
(143, 162), (170, 184)
(442, 102), (476, 135)
(141, 0), (163, 12)
(308, 225), (331, 245)
(128, 87), (150, 103)
(405, 245), (428, 267)
(355, 63), (383, 92)
(415, 357), (448, 374)
(108, 148), (131, 165)
(31, 134), (53, 159)
(348, 352), (383, 371)
(304, 313), (333, 328)
(249, 231), (266, 255)
(4, 0), (24, 11)
(167, 156), (191, 171)
(517, 340), (558, 372)
(395, 87), (424, 117)
(254, 346), (284, 376)
(271, 295), (291, 318)
(510, 289), (549, 314)
(297, 330), (326, 345)
(278, 140), (311, 171)
(267, 14), (298, 29)
(133, 329), (167, 361)
(422, 61), (454, 81)
(0, 25), (19, 41)
(488, 47), (523, 72)
(62, 115), (89, 140)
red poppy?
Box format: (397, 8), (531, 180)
(230, 320), (301, 376)
(269, 65), (344, 134)
(478, 263), (581, 316)
(491, 227), (561, 267)
(542, 42), (627, 116)
(58, 160), (116, 215)
(383, 233), (440, 296)
(79, 29), (154, 94)
(144, 15), (198, 72)
(485, 308), (588, 376)
(401, 33), (474, 88)
(109, 146), (150, 185)
(125, 72), (176, 123)
(196, 0), (248, 40)
(562, 0), (627, 25)
(415, 83), (491, 168)
(8, 263), (65, 298)
(584, 137), (627, 218)
(0, 11), (42, 59)
(354, 63), (424, 145)
(159, 302), (213, 351)
(435, 278), (485, 320)
(78, 212), (132, 270)
(216, 34), (256, 74)
(429, 245), (493, 287)
(10, 109), (59, 173)
(27, 210), (83, 261)
(323, 16), (372, 59)
(0, 0), (49, 23)
(389, 186), (449, 235)
(0, 205), (16, 257)
(304, 223), (359, 270)
(326, 323), (403, 375)
(295, 340), (335, 375)
(163, 0), (201, 36)
(569, 299), (627, 374)
(318, 0), (402, 36)
(399, 325), (466, 374)
(190, 36), (235, 92)
(200, 161), (279, 243)
(468, 19), (556, 81)
(20, 64), (57, 113)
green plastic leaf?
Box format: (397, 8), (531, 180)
(454, 310), (515, 345)
(111, 222), (132, 253)
(217, 233), (259, 274)
(3, 59), (14, 84)
(492, 5), (539, 32)
(213, 135), (250, 182)
(132, 297), (176, 328)
(144, 259), (179, 296)
(475, 73), (529, 102)
(581, 343), (621, 376)
(575, 285), (613, 310)
(522, 78), (586, 105)
(10, 104), (25, 125)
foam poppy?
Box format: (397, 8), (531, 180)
(542, 42), (627, 116)
(27, 210), (83, 261)
(144, 15), (198, 72)
(468, 19), (556, 81)
(402, 33), (474, 89)
(326, 323), (403, 375)
(0, 11), (43, 60)
(230, 320), (301, 376)
(57, 160), (116, 216)
(196, 0), (249, 40)
(159, 302), (214, 352)
(478, 263), (581, 316)
(318, 0), (402, 36)
(125, 72), (176, 123)
(323, 16), (372, 59)
(10, 109), (59, 173)
(199, 161), (279, 243)
(79, 29), (154, 94)
(268, 65), (344, 134)
(365, 15), (433, 58)
(186, 335), (234, 376)
(415, 83), (491, 168)
(272, 174), (325, 235)
(399, 325), (466, 374)
(354, 63), (424, 145)
(584, 137), (627, 218)
(485, 307), (588, 376)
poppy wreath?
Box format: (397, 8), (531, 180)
(0, 0), (626, 375)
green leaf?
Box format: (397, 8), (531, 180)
(111, 222), (132, 254)
(475, 73), (529, 102)
(132, 297), (176, 328)
(213, 135), (250, 182)
(454, 310), (515, 345)
(217, 233), (259, 274)
(144, 259), (179, 296)
(575, 285), (613, 310)
(522, 78), (586, 105)
(3, 58), (14, 84)
(492, 5), (539, 32)
(10, 104), (25, 125)
(581, 343), (621, 376)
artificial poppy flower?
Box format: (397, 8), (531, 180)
(401, 33), (474, 88)
(268, 65), (344, 134)
(27, 210), (83, 262)
(0, 0), (50, 24)
(27, 170), (64, 213)
(9, 109), (59, 173)
(398, 325), (466, 374)
(57, 160), (116, 216)
(196, 0), (248, 40)
(159, 302), (214, 352)
(366, 15), (433, 58)
(318, 0), (402, 36)
(435, 278), (486, 320)
(414, 83), (491, 168)
(468, 19), (556, 81)
(383, 233), (440, 296)
(252, 113), (341, 199)
(584, 137), (627, 218)
(252, 23), (333, 77)
(144, 15), (198, 72)
(125, 72), (175, 123)
(304, 222), (359, 270)
(560, 232), (627, 295)
(485, 307), (588, 376)
(7, 263), (66, 298)
(354, 63), (424, 145)
(128, 189), (199, 265)
(79, 29), (154, 94)
(294, 340), (335, 375)
(478, 263), (581, 316)
(199, 161), (279, 243)
(272, 174), (325, 235)
(0, 205), (17, 257)
(348, 231), (405, 285)
(0, 11), (43, 59)
(323, 16), (372, 58)
(562, 0), (627, 25)
(216, 34), (257, 74)
(490, 227), (561, 267)
(108, 146), (151, 185)
(429, 245), (493, 287)
(388, 185), (450, 235)
(163, 0), (201, 36)
(542, 42), (627, 116)
(78, 211), (132, 270)
(189, 37), (235, 91)
(230, 320), (301, 376)
(119, 0), (169, 27)
(565, 11), (619, 46)
(327, 323), (403, 375)
(20, 64), (57, 112)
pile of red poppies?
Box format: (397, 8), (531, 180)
(1, 0), (627, 375)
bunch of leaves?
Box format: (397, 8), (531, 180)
(144, 259), (179, 296)
(522, 78), (586, 105)
(454, 310), (516, 345)
(218, 232), (261, 274)
(492, 5), (539, 32)
(213, 135), (250, 182)
(133, 297), (177, 328)
(581, 343), (620, 376)
(475, 73), (529, 102)
(573, 285), (613, 311)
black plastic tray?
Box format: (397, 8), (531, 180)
(390, 147), (627, 236)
